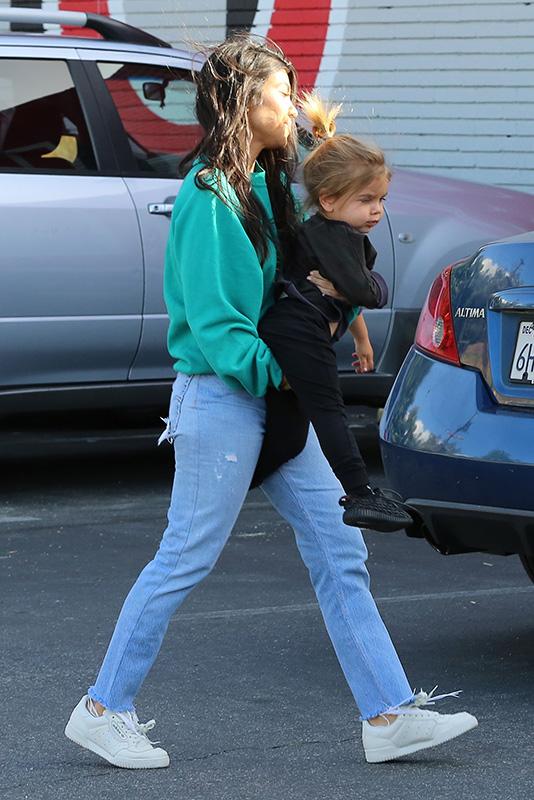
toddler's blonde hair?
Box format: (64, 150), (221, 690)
(299, 91), (391, 210)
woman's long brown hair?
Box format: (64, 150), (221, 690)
(181, 34), (300, 264)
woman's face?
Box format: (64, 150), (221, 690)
(247, 69), (298, 153)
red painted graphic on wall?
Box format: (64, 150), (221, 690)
(59, 2), (201, 156)
(105, 79), (201, 156)
(59, 0), (109, 38)
(266, 0), (331, 90)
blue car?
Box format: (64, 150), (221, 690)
(379, 232), (534, 583)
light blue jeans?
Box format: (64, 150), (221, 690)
(88, 373), (413, 720)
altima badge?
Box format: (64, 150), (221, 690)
(454, 307), (486, 318)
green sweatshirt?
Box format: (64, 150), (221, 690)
(164, 162), (283, 397)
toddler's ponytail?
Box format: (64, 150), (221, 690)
(299, 92), (390, 212)
(299, 91), (342, 141)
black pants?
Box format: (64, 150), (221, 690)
(251, 297), (369, 492)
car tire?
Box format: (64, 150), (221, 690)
(519, 554), (534, 584)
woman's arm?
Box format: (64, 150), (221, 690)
(168, 188), (283, 397)
(306, 270), (347, 301)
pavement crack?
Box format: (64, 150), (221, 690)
(173, 734), (357, 763)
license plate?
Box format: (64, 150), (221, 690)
(510, 320), (534, 384)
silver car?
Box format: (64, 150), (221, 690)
(2, 8), (534, 416)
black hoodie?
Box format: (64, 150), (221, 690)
(278, 213), (388, 339)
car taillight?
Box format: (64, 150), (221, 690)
(415, 265), (460, 365)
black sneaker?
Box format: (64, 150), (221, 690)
(339, 488), (414, 532)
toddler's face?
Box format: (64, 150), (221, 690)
(319, 173), (389, 233)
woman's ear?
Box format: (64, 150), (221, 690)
(318, 192), (335, 214)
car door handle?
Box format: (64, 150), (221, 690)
(148, 196), (176, 217)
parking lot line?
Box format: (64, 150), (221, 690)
(169, 584), (533, 623)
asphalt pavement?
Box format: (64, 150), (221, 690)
(1, 418), (533, 800)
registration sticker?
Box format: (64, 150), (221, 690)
(510, 320), (534, 384)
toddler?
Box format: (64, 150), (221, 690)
(254, 94), (412, 532)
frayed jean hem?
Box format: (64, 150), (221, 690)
(87, 687), (136, 714)
(359, 691), (416, 722)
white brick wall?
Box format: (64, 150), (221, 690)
(1, 0), (533, 192)
(118, 0), (227, 46)
(321, 0), (534, 192)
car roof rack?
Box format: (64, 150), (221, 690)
(0, 8), (171, 49)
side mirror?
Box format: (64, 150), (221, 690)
(142, 81), (167, 108)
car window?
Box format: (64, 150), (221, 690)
(97, 62), (202, 177)
(0, 58), (97, 172)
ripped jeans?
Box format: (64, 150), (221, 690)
(88, 372), (413, 720)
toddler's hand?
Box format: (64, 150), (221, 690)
(352, 339), (374, 373)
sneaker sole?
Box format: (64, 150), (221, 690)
(64, 720), (170, 769)
(343, 514), (413, 533)
(364, 716), (478, 763)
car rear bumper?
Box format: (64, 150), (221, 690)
(404, 498), (534, 557)
(380, 347), (534, 555)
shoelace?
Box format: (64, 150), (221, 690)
(115, 710), (159, 742)
(412, 686), (462, 707)
(386, 686), (462, 719)
(137, 718), (157, 735)
(87, 698), (159, 742)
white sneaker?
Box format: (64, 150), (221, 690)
(65, 695), (170, 769)
(362, 689), (478, 763)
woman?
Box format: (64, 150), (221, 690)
(64, 35), (477, 767)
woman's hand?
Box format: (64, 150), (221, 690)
(307, 270), (347, 302)
(352, 336), (374, 373)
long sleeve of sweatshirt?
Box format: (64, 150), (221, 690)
(164, 169), (283, 397)
(299, 215), (384, 309)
